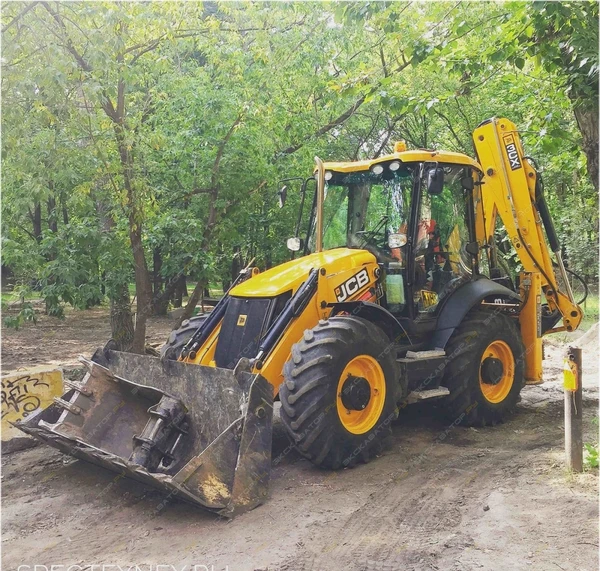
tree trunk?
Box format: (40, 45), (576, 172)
(152, 247), (162, 296)
(47, 194), (58, 233)
(110, 282), (135, 350)
(95, 195), (133, 344)
(175, 115), (242, 329)
(129, 220), (153, 353)
(114, 123), (153, 354)
(151, 247), (168, 315)
(153, 295), (170, 316)
(172, 274), (187, 308)
(175, 278), (206, 329)
(571, 101), (599, 192)
(153, 274), (185, 315)
(31, 202), (42, 243)
(61, 196), (69, 226)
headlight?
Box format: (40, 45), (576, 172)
(286, 237), (302, 252)
(315, 170), (333, 180)
(371, 164), (384, 175)
(389, 161), (401, 171)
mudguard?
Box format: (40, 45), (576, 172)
(330, 300), (411, 344)
(429, 277), (521, 350)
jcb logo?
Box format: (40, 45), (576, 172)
(334, 268), (370, 302)
(503, 135), (522, 170)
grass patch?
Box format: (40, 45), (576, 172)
(125, 281), (224, 304)
(580, 287), (599, 321)
(1, 290), (40, 304)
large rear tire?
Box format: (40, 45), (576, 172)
(280, 316), (400, 469)
(442, 309), (525, 426)
(160, 315), (207, 361)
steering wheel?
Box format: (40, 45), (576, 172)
(354, 228), (387, 250)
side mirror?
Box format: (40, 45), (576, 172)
(277, 185), (288, 208)
(461, 176), (474, 191)
(388, 233), (407, 249)
(287, 236), (303, 252)
(427, 167), (444, 195)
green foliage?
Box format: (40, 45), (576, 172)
(584, 442), (598, 469)
(1, 0), (597, 324)
(3, 301), (37, 330)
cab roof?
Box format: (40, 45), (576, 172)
(322, 149), (483, 174)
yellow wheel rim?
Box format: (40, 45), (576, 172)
(336, 355), (386, 435)
(479, 340), (515, 404)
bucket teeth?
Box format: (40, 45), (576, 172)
(63, 378), (93, 397)
(52, 396), (83, 415)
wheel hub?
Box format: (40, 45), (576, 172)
(480, 357), (504, 385)
(340, 376), (371, 410)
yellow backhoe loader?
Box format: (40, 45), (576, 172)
(17, 118), (585, 517)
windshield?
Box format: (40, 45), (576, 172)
(308, 167), (414, 262)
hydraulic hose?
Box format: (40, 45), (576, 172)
(523, 156), (575, 304)
(525, 156), (560, 253)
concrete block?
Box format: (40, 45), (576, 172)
(1, 366), (64, 452)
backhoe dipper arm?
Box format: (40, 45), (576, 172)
(472, 117), (582, 334)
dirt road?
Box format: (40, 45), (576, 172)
(1, 313), (598, 571)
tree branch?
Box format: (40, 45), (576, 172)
(352, 111), (380, 160)
(41, 2), (91, 72)
(2, 2), (39, 33)
(210, 113), (243, 189)
(373, 116), (401, 158)
(277, 94), (367, 157)
(432, 109), (466, 151)
(165, 188), (215, 207)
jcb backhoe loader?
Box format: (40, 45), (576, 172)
(17, 118), (584, 517)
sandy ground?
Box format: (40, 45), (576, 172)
(1, 310), (598, 571)
(1, 306), (175, 373)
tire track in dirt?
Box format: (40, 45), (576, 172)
(276, 401), (598, 571)
(275, 427), (492, 570)
(300, 453), (490, 569)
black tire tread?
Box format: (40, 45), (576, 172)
(160, 315), (207, 360)
(442, 309), (525, 427)
(280, 316), (399, 469)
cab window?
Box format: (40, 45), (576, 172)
(414, 166), (472, 314)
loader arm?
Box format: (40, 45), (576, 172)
(473, 118), (583, 383)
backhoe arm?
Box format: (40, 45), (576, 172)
(472, 117), (583, 336)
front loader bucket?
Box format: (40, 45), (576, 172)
(15, 350), (273, 518)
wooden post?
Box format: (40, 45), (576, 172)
(564, 346), (583, 472)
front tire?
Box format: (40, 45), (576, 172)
(160, 315), (207, 361)
(442, 309), (525, 426)
(280, 316), (400, 469)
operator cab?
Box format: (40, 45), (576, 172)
(301, 152), (482, 322)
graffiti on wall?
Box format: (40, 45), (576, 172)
(1, 375), (50, 419)
(1, 368), (63, 440)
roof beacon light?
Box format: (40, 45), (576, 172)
(394, 141), (407, 153)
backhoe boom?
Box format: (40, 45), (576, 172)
(473, 117), (583, 384)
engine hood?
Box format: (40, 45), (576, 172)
(230, 248), (376, 298)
